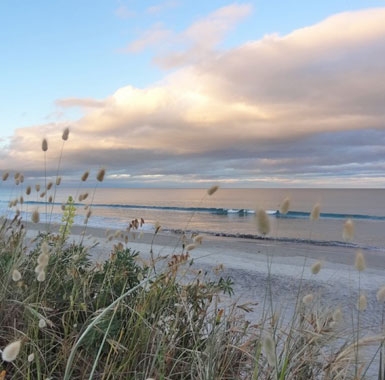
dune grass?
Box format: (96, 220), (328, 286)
(1, 130), (385, 379)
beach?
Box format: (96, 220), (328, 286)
(24, 222), (385, 328)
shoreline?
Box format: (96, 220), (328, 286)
(21, 221), (385, 302)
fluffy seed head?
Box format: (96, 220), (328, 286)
(279, 197), (290, 215)
(355, 250), (366, 272)
(376, 286), (385, 303)
(343, 219), (354, 241)
(37, 253), (49, 267)
(193, 235), (203, 244)
(81, 170), (89, 181)
(357, 293), (367, 311)
(28, 353), (35, 362)
(2, 172), (9, 181)
(1, 340), (22, 362)
(41, 241), (49, 255)
(37, 270), (46, 282)
(35, 264), (45, 274)
(96, 168), (106, 182)
(311, 261), (322, 275)
(12, 269), (22, 282)
(302, 293), (314, 305)
(38, 318), (47, 329)
(263, 335), (276, 367)
(207, 185), (219, 196)
(62, 127), (70, 141)
(256, 209), (270, 235)
(310, 203), (321, 221)
(42, 138), (48, 152)
(32, 209), (40, 224)
(185, 244), (196, 252)
(332, 307), (343, 322)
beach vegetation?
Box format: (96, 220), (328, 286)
(0, 130), (384, 379)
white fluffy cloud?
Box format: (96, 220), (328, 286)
(3, 7), (385, 187)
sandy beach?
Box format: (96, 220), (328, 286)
(24, 222), (385, 324)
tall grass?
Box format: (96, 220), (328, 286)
(1, 132), (385, 379)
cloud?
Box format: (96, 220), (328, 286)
(114, 5), (136, 19)
(3, 7), (385, 187)
(125, 3), (253, 65)
(125, 23), (173, 53)
(55, 98), (106, 109)
(146, 1), (179, 14)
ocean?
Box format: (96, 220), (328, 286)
(1, 187), (385, 251)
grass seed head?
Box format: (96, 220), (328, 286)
(263, 335), (276, 367)
(310, 203), (321, 221)
(56, 176), (62, 186)
(32, 209), (40, 224)
(343, 219), (354, 241)
(62, 127), (70, 141)
(2, 172), (9, 181)
(207, 185), (219, 196)
(185, 244), (196, 252)
(279, 197), (290, 215)
(35, 184), (41, 192)
(311, 261), (322, 275)
(81, 170), (90, 181)
(302, 293), (314, 305)
(332, 307), (343, 322)
(12, 269), (22, 282)
(38, 318), (47, 329)
(42, 138), (48, 152)
(354, 250), (366, 272)
(28, 353), (35, 362)
(357, 293), (367, 311)
(96, 168), (106, 182)
(1, 340), (22, 362)
(376, 286), (385, 303)
(37, 270), (46, 282)
(26, 186), (31, 195)
(256, 209), (270, 235)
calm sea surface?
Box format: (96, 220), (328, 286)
(1, 187), (385, 250)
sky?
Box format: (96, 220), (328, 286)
(1, 0), (385, 188)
